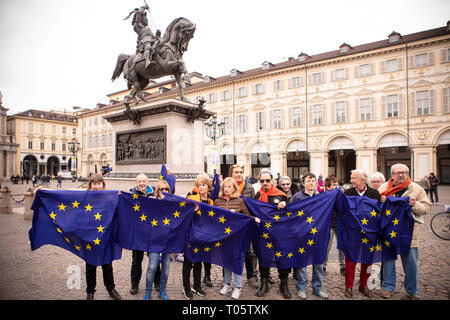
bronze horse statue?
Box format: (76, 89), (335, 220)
(112, 17), (196, 104)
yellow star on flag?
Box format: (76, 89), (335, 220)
(140, 214), (147, 222)
(75, 245), (81, 251)
(94, 212), (102, 220)
(307, 239), (314, 246)
(97, 225), (104, 233)
(262, 232), (269, 239)
(86, 244), (92, 251)
(273, 214), (280, 221)
(361, 218), (369, 225)
(275, 251), (282, 258)
(224, 227), (232, 234)
(298, 247), (305, 254)
(208, 210), (216, 217)
(56, 227), (62, 234)
(215, 242), (222, 247)
(193, 248), (199, 254)
(163, 217), (170, 225)
(384, 240), (391, 247)
(306, 216), (314, 224)
(264, 222), (272, 229)
(85, 204), (93, 212)
(287, 252), (293, 259)
(179, 202), (186, 207)
(218, 216), (226, 224)
(375, 244), (382, 251)
(150, 219), (158, 226)
(132, 194), (139, 199)
(390, 230), (397, 238)
(196, 209), (202, 216)
(286, 212), (293, 217)
(266, 242), (273, 249)
(369, 246), (375, 253)
(58, 203), (66, 211)
(310, 227), (318, 235)
(49, 212), (56, 220)
(72, 201), (80, 208)
(385, 210), (391, 216)
(93, 238), (101, 245)
(297, 210), (304, 217)
(392, 218), (399, 226)
(370, 210), (377, 217)
(173, 211), (181, 218)
(361, 237), (369, 244)
(204, 247), (210, 252)
(133, 204), (140, 212)
(65, 237), (70, 243)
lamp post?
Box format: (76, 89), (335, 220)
(205, 114), (224, 175)
(67, 141), (80, 181)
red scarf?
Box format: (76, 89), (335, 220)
(258, 185), (287, 203)
(380, 177), (411, 196)
(237, 180), (246, 195)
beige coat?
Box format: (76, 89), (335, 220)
(378, 181), (431, 248)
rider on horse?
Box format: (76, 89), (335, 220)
(124, 4), (160, 69)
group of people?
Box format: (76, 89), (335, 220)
(81, 160), (431, 300)
(418, 172), (441, 205)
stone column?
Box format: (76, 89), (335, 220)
(355, 148), (377, 176)
(23, 189), (35, 220)
(411, 145), (436, 182)
(0, 187), (12, 214)
(309, 151), (328, 178)
(236, 153), (251, 177)
(270, 151), (283, 177)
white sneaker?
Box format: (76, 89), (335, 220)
(313, 290), (329, 300)
(297, 290), (307, 300)
(231, 287), (241, 299)
(220, 284), (232, 295)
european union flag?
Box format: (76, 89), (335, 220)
(164, 193), (258, 275)
(115, 192), (195, 253)
(160, 164), (176, 193)
(210, 173), (221, 201)
(335, 194), (414, 264)
(29, 190), (122, 266)
(244, 189), (339, 269)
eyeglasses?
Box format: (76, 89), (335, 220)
(260, 179), (272, 183)
(231, 164), (244, 169)
(160, 188), (170, 192)
(392, 171), (407, 175)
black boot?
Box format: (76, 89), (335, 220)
(279, 277), (292, 299)
(256, 277), (269, 297)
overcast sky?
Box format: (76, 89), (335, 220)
(0, 0), (449, 114)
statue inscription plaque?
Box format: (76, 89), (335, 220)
(116, 126), (166, 164)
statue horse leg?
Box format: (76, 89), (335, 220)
(174, 71), (188, 102)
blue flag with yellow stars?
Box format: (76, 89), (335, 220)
(160, 165), (176, 194)
(164, 193), (258, 275)
(210, 173), (221, 201)
(29, 190), (122, 266)
(335, 194), (414, 264)
(244, 189), (339, 269)
(115, 192), (195, 253)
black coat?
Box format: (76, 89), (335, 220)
(344, 184), (381, 201)
(255, 191), (288, 205)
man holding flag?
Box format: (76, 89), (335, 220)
(379, 163), (431, 300)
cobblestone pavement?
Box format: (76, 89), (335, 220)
(0, 180), (448, 300)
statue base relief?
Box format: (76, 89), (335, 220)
(103, 98), (214, 195)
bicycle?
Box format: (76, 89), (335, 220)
(430, 205), (450, 240)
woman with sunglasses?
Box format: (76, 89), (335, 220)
(143, 179), (172, 300)
(276, 175), (300, 201)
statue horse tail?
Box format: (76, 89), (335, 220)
(111, 53), (130, 82)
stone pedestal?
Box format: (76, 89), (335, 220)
(23, 190), (35, 220)
(103, 99), (214, 196)
(0, 188), (12, 214)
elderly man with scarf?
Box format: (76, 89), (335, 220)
(254, 169), (292, 299)
(379, 163), (431, 300)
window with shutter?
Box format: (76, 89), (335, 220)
(335, 68), (346, 81)
(359, 64), (370, 76)
(416, 90), (429, 115)
(312, 104), (323, 125)
(415, 53), (428, 67)
(443, 87), (450, 113)
(292, 107), (303, 127)
(335, 101), (346, 123)
(273, 109), (282, 129)
(360, 98), (371, 120)
(386, 94), (399, 118)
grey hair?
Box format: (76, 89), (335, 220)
(135, 173), (149, 181)
(390, 163), (409, 175)
(259, 168), (273, 179)
(351, 169), (369, 182)
(279, 176), (291, 184)
(370, 172), (386, 183)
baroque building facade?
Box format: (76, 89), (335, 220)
(84, 22), (450, 184)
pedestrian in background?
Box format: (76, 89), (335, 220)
(428, 172), (440, 205)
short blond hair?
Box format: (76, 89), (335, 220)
(218, 177), (240, 199)
(194, 173), (212, 190)
(154, 180), (170, 199)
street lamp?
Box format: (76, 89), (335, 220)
(67, 141), (80, 181)
(205, 114), (224, 175)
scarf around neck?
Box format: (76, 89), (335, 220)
(380, 177), (411, 196)
(258, 185), (286, 203)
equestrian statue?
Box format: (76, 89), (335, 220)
(112, 3), (196, 105)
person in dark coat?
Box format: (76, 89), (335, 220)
(343, 169), (380, 299)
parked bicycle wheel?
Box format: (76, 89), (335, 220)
(430, 211), (450, 240)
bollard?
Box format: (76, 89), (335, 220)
(0, 187), (12, 214)
(24, 188), (35, 220)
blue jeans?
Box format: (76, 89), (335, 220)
(223, 268), (242, 288)
(381, 248), (418, 295)
(145, 252), (171, 295)
(295, 264), (324, 292)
